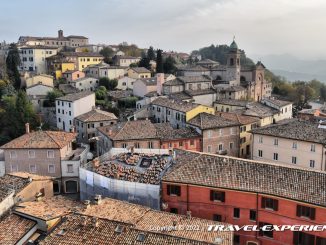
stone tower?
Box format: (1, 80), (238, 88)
(226, 38), (241, 85)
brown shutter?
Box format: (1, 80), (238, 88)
(310, 208), (316, 220)
(167, 185), (171, 195)
(296, 205), (301, 217)
(261, 197), (266, 208)
(210, 190), (214, 201)
(221, 192), (225, 202)
(274, 199), (279, 211)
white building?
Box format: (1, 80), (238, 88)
(84, 62), (126, 80)
(56, 91), (95, 132)
(116, 76), (136, 90)
(19, 46), (58, 74)
(69, 77), (99, 92)
(251, 120), (326, 171)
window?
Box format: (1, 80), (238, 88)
(219, 129), (222, 136)
(179, 141), (183, 147)
(229, 142), (234, 149)
(259, 222), (273, 238)
(273, 153), (278, 161)
(261, 197), (278, 211)
(293, 232), (315, 245)
(240, 137), (246, 144)
(274, 138), (278, 146)
(210, 190), (225, 202)
(148, 141), (153, 149)
(213, 214), (222, 222)
(28, 150), (35, 158)
(250, 210), (257, 221)
(310, 160), (315, 168)
(207, 145), (212, 153)
(9, 151), (17, 158)
(258, 150), (263, 157)
(67, 164), (73, 173)
(311, 144), (315, 152)
(48, 164), (55, 173)
(233, 208), (240, 218)
(58, 118), (61, 122)
(47, 150), (54, 158)
(65, 180), (78, 193)
(292, 156), (297, 164)
(170, 208), (178, 214)
(69, 111), (71, 116)
(134, 142), (140, 148)
(207, 130), (212, 138)
(122, 143), (127, 148)
(258, 136), (263, 143)
(58, 109), (60, 113)
(167, 185), (181, 196)
(240, 126), (246, 133)
(233, 235), (240, 245)
(190, 140), (194, 146)
(29, 164), (36, 173)
(296, 205), (315, 220)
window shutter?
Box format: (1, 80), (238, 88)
(167, 185), (171, 195)
(177, 186), (181, 196)
(296, 205), (301, 217)
(310, 208), (316, 220)
(274, 199), (279, 211)
(221, 192), (225, 202)
(261, 197), (266, 208)
(210, 190), (214, 201)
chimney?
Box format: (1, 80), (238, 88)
(186, 211), (192, 219)
(58, 30), (63, 38)
(92, 158), (100, 169)
(35, 192), (43, 202)
(81, 216), (87, 226)
(108, 129), (112, 136)
(92, 217), (99, 228)
(71, 126), (76, 133)
(94, 194), (102, 205)
(25, 123), (30, 134)
(84, 199), (91, 209)
(156, 73), (164, 95)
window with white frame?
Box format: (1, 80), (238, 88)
(207, 130), (212, 138)
(292, 142), (297, 149)
(258, 136), (263, 143)
(229, 142), (234, 149)
(67, 164), (73, 173)
(28, 150), (35, 158)
(9, 151), (17, 158)
(274, 138), (278, 146)
(219, 129), (222, 136)
(122, 143), (127, 148)
(48, 164), (55, 173)
(29, 164), (36, 173)
(258, 150), (263, 157)
(47, 150), (54, 158)
(273, 153), (278, 161)
(309, 160), (315, 168)
(292, 156), (297, 164)
(207, 145), (212, 153)
(218, 144), (223, 151)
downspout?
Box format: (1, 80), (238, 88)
(255, 192), (263, 245)
(187, 184), (189, 212)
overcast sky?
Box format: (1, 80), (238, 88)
(1, 0), (326, 59)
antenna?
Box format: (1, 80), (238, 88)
(233, 35), (235, 41)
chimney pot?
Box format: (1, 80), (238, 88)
(94, 194), (102, 205)
(25, 123), (30, 134)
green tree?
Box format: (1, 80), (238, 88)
(147, 46), (156, 60)
(95, 86), (107, 100)
(163, 56), (176, 74)
(99, 77), (118, 90)
(100, 47), (114, 64)
(139, 57), (151, 70)
(45, 89), (64, 107)
(6, 43), (21, 89)
(156, 49), (163, 73)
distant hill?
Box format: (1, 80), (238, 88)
(251, 54), (326, 82)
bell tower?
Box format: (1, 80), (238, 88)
(226, 37), (241, 85)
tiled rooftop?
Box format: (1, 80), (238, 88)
(130, 67), (151, 73)
(178, 65), (209, 72)
(250, 119), (326, 144)
(243, 102), (279, 118)
(137, 77), (157, 86)
(215, 99), (249, 107)
(178, 75), (211, 83)
(152, 97), (198, 112)
(163, 150), (326, 207)
(0, 213), (36, 244)
(57, 90), (94, 102)
(155, 124), (201, 141)
(187, 112), (240, 130)
(219, 112), (259, 125)
(0, 130), (77, 149)
(185, 88), (216, 96)
(262, 98), (292, 107)
(75, 109), (117, 122)
(94, 152), (171, 184)
(0, 174), (30, 202)
(14, 196), (83, 220)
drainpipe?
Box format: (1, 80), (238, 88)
(255, 192), (262, 245)
(186, 184), (189, 212)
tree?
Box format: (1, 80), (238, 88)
(99, 77), (118, 90)
(6, 43), (21, 89)
(156, 49), (163, 73)
(147, 46), (156, 60)
(139, 57), (151, 70)
(45, 89), (64, 107)
(95, 86), (107, 100)
(100, 47), (114, 63)
(163, 56), (176, 74)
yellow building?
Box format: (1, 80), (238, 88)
(75, 53), (104, 71)
(186, 105), (215, 121)
(54, 62), (75, 79)
(127, 67), (151, 79)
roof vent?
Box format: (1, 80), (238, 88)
(136, 233), (146, 242)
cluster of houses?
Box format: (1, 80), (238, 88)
(0, 30), (326, 244)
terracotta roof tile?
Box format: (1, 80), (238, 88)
(152, 97), (198, 112)
(57, 91), (94, 102)
(187, 113), (240, 130)
(75, 109), (117, 122)
(219, 112), (259, 125)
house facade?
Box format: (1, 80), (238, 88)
(69, 77), (99, 92)
(116, 76), (136, 90)
(251, 120), (326, 171)
(162, 149), (326, 245)
(62, 70), (85, 82)
(84, 63), (126, 80)
(113, 55), (140, 67)
(56, 91), (95, 132)
(127, 67), (151, 79)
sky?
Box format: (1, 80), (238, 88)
(1, 0), (326, 60)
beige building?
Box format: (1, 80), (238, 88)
(251, 120), (326, 171)
(187, 112), (240, 157)
(19, 46), (58, 74)
(24, 74), (54, 88)
(0, 124), (89, 193)
(116, 76), (136, 90)
(127, 67), (151, 79)
(62, 70), (85, 82)
(113, 55), (140, 67)
(84, 62), (126, 80)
